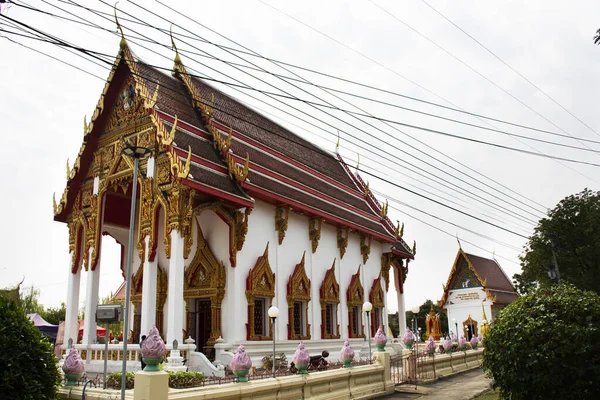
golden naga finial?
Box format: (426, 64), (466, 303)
(170, 24), (182, 66)
(83, 115), (89, 135)
(163, 115), (177, 146)
(400, 222), (404, 238)
(395, 220), (400, 238)
(147, 81), (160, 108)
(335, 131), (340, 153)
(364, 180), (369, 196)
(412, 240), (417, 255)
(177, 145), (192, 178)
(114, 3), (127, 50)
(66, 159), (71, 180)
(53, 192), (58, 215)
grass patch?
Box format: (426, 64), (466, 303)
(473, 389), (499, 399)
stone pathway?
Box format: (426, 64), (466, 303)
(379, 368), (492, 399)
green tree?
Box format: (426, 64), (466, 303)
(42, 303), (66, 325)
(388, 312), (399, 337)
(514, 189), (600, 294)
(20, 285), (44, 315)
(482, 284), (600, 399)
(0, 296), (61, 399)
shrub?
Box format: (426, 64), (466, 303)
(167, 371), (205, 388)
(482, 284), (600, 400)
(0, 296), (61, 399)
(105, 372), (135, 389)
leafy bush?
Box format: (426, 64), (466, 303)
(482, 284), (600, 399)
(105, 370), (205, 389)
(167, 371), (205, 388)
(105, 372), (135, 389)
(0, 296), (61, 399)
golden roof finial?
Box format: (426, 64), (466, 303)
(53, 192), (58, 215)
(456, 233), (462, 249)
(400, 222), (404, 238)
(335, 131), (340, 153)
(114, 3), (127, 50)
(481, 303), (488, 320)
(170, 24), (182, 65)
(412, 240), (417, 255)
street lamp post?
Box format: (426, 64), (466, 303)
(363, 301), (373, 364)
(411, 306), (420, 390)
(452, 318), (458, 341)
(268, 306), (279, 378)
(120, 142), (152, 400)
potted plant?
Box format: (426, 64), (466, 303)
(425, 336), (436, 356)
(402, 328), (415, 350)
(443, 337), (453, 355)
(292, 342), (310, 374)
(470, 335), (479, 350)
(458, 336), (467, 352)
(140, 326), (166, 372)
(340, 340), (354, 368)
(62, 348), (85, 386)
(231, 345), (252, 382)
(374, 326), (387, 351)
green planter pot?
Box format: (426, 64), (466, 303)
(64, 373), (81, 386)
(296, 363), (309, 374)
(404, 342), (413, 350)
(142, 357), (163, 372)
(341, 358), (353, 368)
(376, 344), (386, 352)
(233, 369), (249, 382)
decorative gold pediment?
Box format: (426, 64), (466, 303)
(287, 252), (311, 340)
(320, 261), (340, 306)
(337, 226), (349, 259)
(275, 206), (289, 245)
(184, 221), (225, 296)
(360, 234), (372, 264)
(369, 274), (385, 308)
(308, 218), (323, 253)
(347, 265), (364, 306)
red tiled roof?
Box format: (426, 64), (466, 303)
(465, 253), (517, 294)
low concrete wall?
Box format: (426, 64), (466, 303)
(417, 349), (483, 383)
(58, 351), (394, 400)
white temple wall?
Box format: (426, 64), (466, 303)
(445, 287), (491, 338)
(339, 232), (362, 338)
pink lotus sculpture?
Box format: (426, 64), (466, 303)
(62, 348), (85, 386)
(293, 342), (310, 374)
(231, 345), (252, 382)
(340, 340), (355, 368)
(374, 326), (387, 351)
(141, 326), (166, 371)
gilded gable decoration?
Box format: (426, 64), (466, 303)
(381, 253), (391, 292)
(245, 243), (275, 341)
(360, 234), (372, 264)
(440, 250), (496, 307)
(319, 261), (340, 339)
(308, 218), (322, 253)
(462, 315), (478, 338)
(346, 265), (364, 338)
(275, 206), (289, 245)
(395, 221), (404, 239)
(194, 202), (251, 267)
(170, 36), (249, 183)
(286, 252), (311, 340)
(337, 226), (349, 259)
(183, 222), (226, 346)
(379, 200), (388, 218)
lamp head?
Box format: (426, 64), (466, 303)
(363, 301), (373, 312)
(411, 306), (419, 314)
(452, 318), (456, 324)
(268, 306), (280, 318)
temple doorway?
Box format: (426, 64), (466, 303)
(190, 298), (212, 355)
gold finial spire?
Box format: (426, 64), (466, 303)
(114, 3), (127, 50)
(412, 240), (417, 255)
(170, 24), (182, 65)
(399, 222), (404, 238)
(456, 233), (462, 249)
(335, 131), (340, 153)
(481, 303), (488, 321)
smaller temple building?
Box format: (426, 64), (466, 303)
(440, 248), (517, 340)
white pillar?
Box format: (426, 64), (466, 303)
(394, 265), (407, 339)
(166, 230), (185, 345)
(64, 255), (81, 347)
(83, 248), (101, 344)
(140, 236), (158, 338)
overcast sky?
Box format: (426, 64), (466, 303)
(1, 0), (599, 315)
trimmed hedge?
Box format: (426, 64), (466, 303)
(106, 370), (204, 389)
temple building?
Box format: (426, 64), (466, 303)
(53, 33), (415, 368)
(440, 248), (517, 340)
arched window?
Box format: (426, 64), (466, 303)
(245, 243), (275, 340)
(320, 261), (340, 339)
(347, 266), (364, 339)
(287, 253), (311, 340)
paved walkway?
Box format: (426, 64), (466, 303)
(379, 368), (492, 399)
